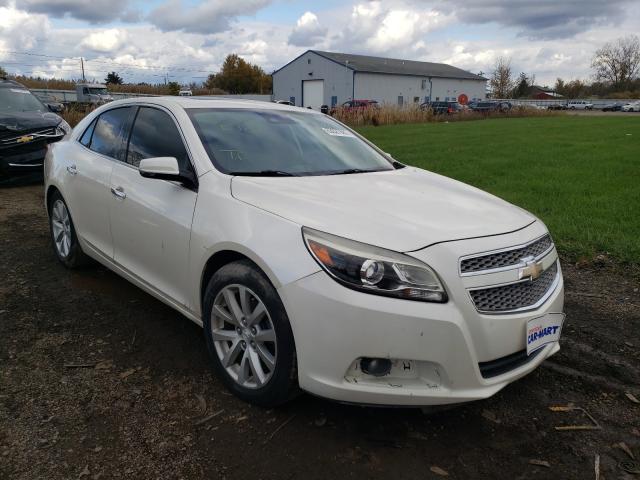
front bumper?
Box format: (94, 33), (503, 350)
(278, 221), (564, 406)
(0, 139), (61, 182)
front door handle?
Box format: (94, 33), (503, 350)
(66, 165), (77, 175)
(110, 186), (126, 200)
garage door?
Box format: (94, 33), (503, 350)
(303, 80), (324, 110)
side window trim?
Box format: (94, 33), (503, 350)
(78, 117), (98, 148)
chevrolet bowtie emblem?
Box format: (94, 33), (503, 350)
(519, 256), (543, 280)
(17, 135), (35, 144)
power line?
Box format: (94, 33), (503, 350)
(0, 49), (215, 74)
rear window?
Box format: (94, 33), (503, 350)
(89, 107), (133, 160)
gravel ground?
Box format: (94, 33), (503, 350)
(1, 185), (639, 480)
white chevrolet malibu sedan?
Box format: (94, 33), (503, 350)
(44, 97), (564, 407)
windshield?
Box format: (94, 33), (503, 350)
(187, 108), (395, 176)
(88, 88), (108, 95)
(0, 88), (46, 113)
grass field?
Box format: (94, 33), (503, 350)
(358, 116), (640, 265)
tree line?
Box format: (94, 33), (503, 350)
(490, 35), (640, 99)
(1, 54), (272, 95)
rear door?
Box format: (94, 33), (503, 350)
(109, 105), (198, 308)
(66, 106), (134, 258)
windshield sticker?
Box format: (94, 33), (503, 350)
(10, 89), (32, 94)
(321, 127), (355, 138)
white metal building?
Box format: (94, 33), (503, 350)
(272, 50), (487, 109)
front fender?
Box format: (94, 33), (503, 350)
(189, 172), (321, 318)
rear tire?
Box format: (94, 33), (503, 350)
(203, 260), (299, 407)
(48, 191), (91, 268)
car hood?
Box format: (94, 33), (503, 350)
(0, 111), (62, 133)
(231, 167), (536, 252)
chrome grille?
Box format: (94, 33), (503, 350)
(470, 262), (558, 313)
(0, 127), (59, 147)
(460, 234), (553, 274)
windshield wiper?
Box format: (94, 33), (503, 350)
(327, 168), (388, 175)
(229, 170), (298, 177)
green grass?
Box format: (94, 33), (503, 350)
(357, 117), (640, 265)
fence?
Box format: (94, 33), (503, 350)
(31, 89), (273, 104)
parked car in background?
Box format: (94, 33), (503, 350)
(1, 78), (70, 185)
(45, 97), (564, 407)
(567, 100), (593, 110)
(331, 99), (379, 115)
(601, 102), (625, 112)
(547, 104), (568, 110)
(622, 102), (640, 112)
(420, 101), (464, 114)
(469, 101), (512, 113)
(178, 89), (193, 97)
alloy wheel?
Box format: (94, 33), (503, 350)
(211, 284), (277, 389)
(51, 199), (72, 258)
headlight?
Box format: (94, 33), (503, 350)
(302, 227), (447, 302)
(56, 119), (71, 136)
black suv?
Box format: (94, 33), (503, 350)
(420, 101), (464, 114)
(0, 78), (69, 185)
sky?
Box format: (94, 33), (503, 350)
(0, 0), (638, 86)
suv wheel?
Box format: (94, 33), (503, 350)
(203, 260), (299, 407)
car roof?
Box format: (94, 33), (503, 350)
(0, 78), (27, 89)
(103, 96), (317, 113)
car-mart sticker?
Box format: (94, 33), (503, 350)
(526, 313), (564, 355)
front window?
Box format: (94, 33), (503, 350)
(0, 88), (46, 113)
(187, 108), (394, 176)
(88, 88), (108, 95)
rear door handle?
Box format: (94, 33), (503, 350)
(66, 165), (77, 175)
(110, 186), (126, 200)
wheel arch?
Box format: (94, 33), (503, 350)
(199, 246), (281, 314)
(45, 184), (61, 214)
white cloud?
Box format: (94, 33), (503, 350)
(0, 5), (50, 55)
(80, 29), (127, 53)
(288, 12), (327, 47)
(330, 2), (453, 55)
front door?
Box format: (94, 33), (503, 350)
(109, 106), (198, 308)
(65, 107), (134, 258)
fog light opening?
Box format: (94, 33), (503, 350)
(360, 357), (392, 377)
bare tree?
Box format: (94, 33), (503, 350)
(591, 35), (640, 89)
(489, 57), (516, 98)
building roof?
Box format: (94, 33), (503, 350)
(274, 50), (486, 81)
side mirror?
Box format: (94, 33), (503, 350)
(46, 103), (63, 113)
(139, 157), (196, 188)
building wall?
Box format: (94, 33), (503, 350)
(272, 51), (354, 108)
(272, 51), (487, 108)
(354, 73), (486, 105)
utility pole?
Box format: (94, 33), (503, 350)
(81, 57), (86, 82)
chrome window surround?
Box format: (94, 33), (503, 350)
(459, 233), (554, 277)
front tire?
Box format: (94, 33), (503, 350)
(48, 191), (91, 268)
(203, 260), (299, 407)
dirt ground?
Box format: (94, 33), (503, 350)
(1, 185), (639, 480)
